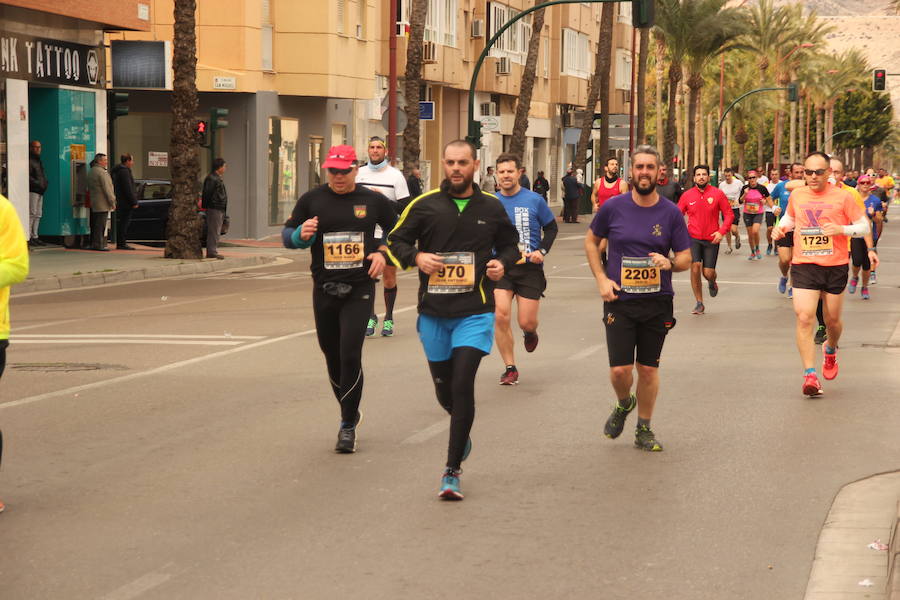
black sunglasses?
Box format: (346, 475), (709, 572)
(327, 167), (353, 176)
(804, 169), (827, 176)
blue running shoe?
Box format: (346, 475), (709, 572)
(461, 438), (472, 462)
(439, 469), (464, 500)
(787, 287), (793, 299)
(848, 277), (858, 294)
(778, 276), (788, 294)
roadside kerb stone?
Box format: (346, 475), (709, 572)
(889, 500), (900, 598)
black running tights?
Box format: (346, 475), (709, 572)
(816, 298), (825, 328)
(427, 346), (485, 471)
(312, 283), (375, 424)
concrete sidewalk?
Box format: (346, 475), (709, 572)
(14, 238), (287, 295)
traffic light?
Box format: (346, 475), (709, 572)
(210, 107), (229, 131)
(787, 82), (798, 102)
(873, 69), (887, 92)
(108, 91), (129, 119)
(195, 120), (209, 146)
(632, 0), (655, 28)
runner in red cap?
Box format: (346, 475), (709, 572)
(677, 164), (733, 314)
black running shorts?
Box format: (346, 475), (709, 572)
(775, 234), (794, 249)
(731, 208), (740, 226)
(743, 212), (764, 227)
(495, 263), (547, 300)
(849, 238), (871, 270)
(790, 263), (849, 295)
(603, 296), (675, 368)
(765, 212), (776, 227)
(689, 238), (720, 269)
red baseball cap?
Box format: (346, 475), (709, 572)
(323, 145), (358, 169)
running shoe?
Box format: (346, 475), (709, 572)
(708, 280), (718, 298)
(462, 438), (472, 462)
(634, 425), (663, 452)
(604, 394), (636, 439)
(822, 346), (839, 380)
(755, 251), (764, 260)
(334, 424), (357, 453)
(787, 287), (793, 299)
(870, 270), (877, 284)
(499, 366), (519, 385)
(848, 277), (858, 294)
(747, 252), (756, 261)
(766, 245), (773, 256)
(381, 319), (394, 337)
(802, 373), (824, 397)
(814, 325), (827, 345)
(365, 316), (378, 337)
(439, 469), (464, 500)
(523, 331), (539, 353)
(691, 302), (705, 315)
(735, 237), (742, 250)
(861, 287), (870, 300)
(778, 276), (788, 294)
(725, 247), (733, 254)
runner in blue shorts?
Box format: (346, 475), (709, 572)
(387, 140), (520, 501)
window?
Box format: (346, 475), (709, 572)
(543, 40), (549, 78)
(261, 0), (273, 70)
(358, 0), (367, 38)
(336, 0), (345, 34)
(268, 117), (299, 225)
(424, 0), (457, 47)
(615, 48), (633, 90)
(617, 2), (632, 24)
(488, 2), (532, 65)
(561, 28), (589, 78)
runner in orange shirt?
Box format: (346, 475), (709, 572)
(772, 152), (878, 397)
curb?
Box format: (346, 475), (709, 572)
(890, 500), (900, 598)
(12, 254), (278, 295)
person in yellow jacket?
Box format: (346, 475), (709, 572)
(0, 193), (30, 514)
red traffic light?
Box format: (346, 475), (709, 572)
(873, 69), (887, 91)
(196, 120), (207, 133)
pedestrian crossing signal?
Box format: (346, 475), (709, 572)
(873, 69), (887, 92)
(196, 120), (209, 146)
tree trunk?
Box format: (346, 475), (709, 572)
(636, 28), (649, 144)
(824, 104), (835, 154)
(509, 8), (545, 159)
(686, 71), (703, 171)
(798, 96), (806, 158)
(756, 128), (764, 169)
(772, 108), (781, 171)
(789, 96), (797, 163)
(574, 4), (613, 175)
(401, 0), (428, 173)
(596, 4), (615, 165)
(663, 58), (682, 171)
(738, 143), (746, 174)
(815, 107), (823, 150)
(725, 115), (732, 169)
(165, 0), (202, 259)
(655, 34), (665, 149)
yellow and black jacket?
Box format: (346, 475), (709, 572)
(387, 181), (520, 319)
(0, 194), (29, 341)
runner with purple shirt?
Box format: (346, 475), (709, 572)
(584, 145), (691, 452)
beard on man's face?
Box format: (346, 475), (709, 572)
(634, 179), (657, 196)
(447, 173), (475, 195)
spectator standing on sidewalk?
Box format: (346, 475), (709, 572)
(533, 171), (550, 202)
(0, 192), (30, 514)
(202, 158), (228, 260)
(111, 153), (139, 250)
(28, 140), (47, 247)
(87, 153), (116, 251)
(406, 163), (424, 208)
(561, 168), (581, 223)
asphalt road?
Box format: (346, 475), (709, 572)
(2, 224), (899, 599)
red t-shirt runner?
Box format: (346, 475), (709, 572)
(787, 185), (863, 266)
(677, 185), (734, 240)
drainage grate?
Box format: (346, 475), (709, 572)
(9, 363), (129, 372)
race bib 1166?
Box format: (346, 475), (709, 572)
(323, 231), (365, 269)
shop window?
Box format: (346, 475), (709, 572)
(268, 117), (299, 226)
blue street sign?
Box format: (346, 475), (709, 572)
(419, 101), (435, 121)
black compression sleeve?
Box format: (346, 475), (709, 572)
(540, 220), (559, 252)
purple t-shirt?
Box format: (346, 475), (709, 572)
(589, 193), (691, 300)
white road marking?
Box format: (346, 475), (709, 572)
(14, 340), (243, 346)
(100, 563), (182, 600)
(15, 334), (264, 340)
(889, 317), (900, 347)
(0, 305), (419, 412)
(569, 343), (605, 360)
(401, 420), (449, 445)
(548, 276), (774, 286)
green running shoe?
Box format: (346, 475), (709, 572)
(814, 325), (827, 345)
(604, 394), (636, 439)
(634, 425), (663, 452)
(381, 319), (394, 337)
(365, 316), (378, 337)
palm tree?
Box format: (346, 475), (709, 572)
(635, 28), (650, 144)
(165, 0), (202, 259)
(509, 7), (546, 159)
(654, 0), (693, 170)
(573, 4), (614, 176)
(682, 0), (745, 171)
(401, 0), (428, 173)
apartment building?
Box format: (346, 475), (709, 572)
(105, 1), (636, 239)
(0, 1), (149, 238)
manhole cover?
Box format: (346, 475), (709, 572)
(9, 363), (129, 372)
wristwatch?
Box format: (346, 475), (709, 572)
(538, 248), (548, 256)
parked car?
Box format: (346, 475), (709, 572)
(128, 179), (206, 242)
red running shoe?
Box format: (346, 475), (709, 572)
(822, 347), (839, 380)
(523, 331), (539, 353)
(802, 373), (824, 397)
(499, 367), (519, 385)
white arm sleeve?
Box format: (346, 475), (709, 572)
(843, 214), (870, 238)
(779, 214), (795, 231)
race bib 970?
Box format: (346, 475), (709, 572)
(428, 252), (475, 294)
(799, 227), (833, 257)
(323, 232), (365, 269)
(620, 256), (661, 294)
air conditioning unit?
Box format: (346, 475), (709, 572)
(471, 19), (485, 38)
(497, 56), (511, 75)
(423, 40), (437, 64)
(479, 101), (499, 117)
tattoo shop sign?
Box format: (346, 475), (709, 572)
(0, 30), (105, 89)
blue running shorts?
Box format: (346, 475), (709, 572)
(416, 313), (495, 362)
